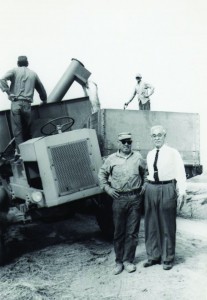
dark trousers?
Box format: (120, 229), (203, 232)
(139, 100), (150, 110)
(144, 182), (177, 262)
(113, 194), (143, 263)
(10, 100), (31, 152)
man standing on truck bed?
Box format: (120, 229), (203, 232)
(98, 132), (146, 275)
(143, 125), (186, 270)
(0, 56), (47, 158)
(124, 73), (154, 110)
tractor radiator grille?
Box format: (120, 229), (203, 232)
(49, 139), (96, 196)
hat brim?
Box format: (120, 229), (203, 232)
(118, 135), (132, 141)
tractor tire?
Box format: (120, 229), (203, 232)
(0, 229), (6, 266)
(93, 193), (114, 239)
(0, 186), (10, 265)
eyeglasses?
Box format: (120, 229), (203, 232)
(121, 139), (132, 145)
(151, 133), (164, 139)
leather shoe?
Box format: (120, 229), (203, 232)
(143, 259), (161, 268)
(113, 263), (123, 275)
(123, 262), (136, 273)
(163, 261), (173, 270)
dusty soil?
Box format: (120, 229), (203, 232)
(0, 211), (206, 300)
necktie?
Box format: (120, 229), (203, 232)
(153, 149), (159, 182)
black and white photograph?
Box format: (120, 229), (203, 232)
(0, 0), (206, 299)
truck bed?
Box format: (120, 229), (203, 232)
(88, 109), (201, 166)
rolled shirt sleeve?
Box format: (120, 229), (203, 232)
(0, 70), (14, 93)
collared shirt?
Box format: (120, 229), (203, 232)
(146, 144), (186, 195)
(98, 150), (146, 192)
(0, 67), (47, 102)
(134, 81), (154, 104)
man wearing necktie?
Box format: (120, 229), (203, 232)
(142, 125), (186, 270)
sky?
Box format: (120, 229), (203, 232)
(0, 0), (207, 169)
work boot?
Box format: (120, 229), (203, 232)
(143, 259), (161, 268)
(10, 153), (22, 164)
(163, 261), (173, 270)
(123, 262), (136, 273)
(113, 263), (123, 275)
(14, 157), (22, 164)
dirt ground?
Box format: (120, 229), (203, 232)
(0, 210), (206, 300)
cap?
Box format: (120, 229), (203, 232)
(118, 132), (132, 141)
(17, 56), (28, 63)
(135, 73), (142, 79)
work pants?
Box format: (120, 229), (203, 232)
(113, 194), (143, 263)
(144, 182), (177, 262)
(139, 100), (150, 110)
(10, 100), (32, 153)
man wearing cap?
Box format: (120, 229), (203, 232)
(0, 56), (47, 156)
(98, 132), (146, 275)
(124, 73), (154, 110)
(142, 125), (186, 270)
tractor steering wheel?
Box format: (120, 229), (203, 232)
(40, 116), (75, 136)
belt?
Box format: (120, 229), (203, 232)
(148, 180), (174, 185)
(118, 188), (141, 196)
(13, 98), (32, 103)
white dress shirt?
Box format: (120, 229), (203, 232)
(147, 144), (186, 195)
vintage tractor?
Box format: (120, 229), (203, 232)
(0, 58), (202, 264)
